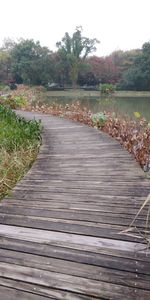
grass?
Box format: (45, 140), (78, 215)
(115, 90), (150, 97)
(46, 89), (150, 99)
(46, 90), (150, 98)
(0, 105), (41, 199)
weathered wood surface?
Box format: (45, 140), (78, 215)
(0, 111), (150, 300)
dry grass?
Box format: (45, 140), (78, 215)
(120, 194), (150, 248)
(0, 147), (39, 199)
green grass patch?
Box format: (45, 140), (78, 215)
(0, 105), (41, 199)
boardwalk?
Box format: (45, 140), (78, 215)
(0, 110), (150, 300)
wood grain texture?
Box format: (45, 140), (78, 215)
(0, 110), (149, 299)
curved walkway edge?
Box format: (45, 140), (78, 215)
(0, 110), (150, 300)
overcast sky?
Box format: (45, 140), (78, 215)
(0, 0), (150, 56)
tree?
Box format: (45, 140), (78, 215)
(0, 50), (11, 83)
(82, 56), (119, 85)
(2, 38), (16, 51)
(0, 39), (16, 83)
(56, 27), (99, 87)
(110, 49), (141, 80)
(10, 39), (55, 85)
(119, 42), (150, 90)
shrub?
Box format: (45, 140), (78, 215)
(0, 95), (27, 109)
(9, 83), (17, 90)
(100, 83), (116, 94)
(92, 112), (107, 128)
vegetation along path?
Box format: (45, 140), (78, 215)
(0, 110), (150, 300)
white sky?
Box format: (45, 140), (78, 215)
(0, 0), (150, 56)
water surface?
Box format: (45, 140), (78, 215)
(44, 92), (150, 120)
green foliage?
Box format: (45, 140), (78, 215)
(0, 50), (11, 83)
(118, 67), (144, 90)
(10, 39), (54, 86)
(57, 27), (99, 87)
(119, 42), (150, 91)
(0, 105), (41, 152)
(91, 112), (107, 128)
(0, 95), (27, 109)
(1, 33), (150, 90)
(0, 104), (41, 198)
(0, 82), (7, 90)
(100, 83), (116, 94)
(110, 49), (141, 73)
(9, 83), (17, 90)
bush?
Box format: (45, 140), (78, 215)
(92, 112), (107, 128)
(100, 83), (116, 94)
(0, 95), (27, 109)
(9, 83), (17, 90)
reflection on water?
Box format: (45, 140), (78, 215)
(45, 95), (150, 120)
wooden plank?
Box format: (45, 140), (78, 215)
(13, 186), (148, 198)
(0, 225), (147, 253)
(5, 192), (147, 203)
(0, 286), (55, 300)
(0, 210), (146, 225)
(0, 214), (147, 242)
(0, 236), (149, 265)
(0, 279), (96, 300)
(0, 262), (147, 300)
(0, 249), (150, 290)
(0, 205), (148, 218)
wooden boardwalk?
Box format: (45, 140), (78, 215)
(0, 110), (150, 300)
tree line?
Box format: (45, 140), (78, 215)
(0, 27), (150, 90)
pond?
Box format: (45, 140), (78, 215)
(44, 91), (150, 120)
